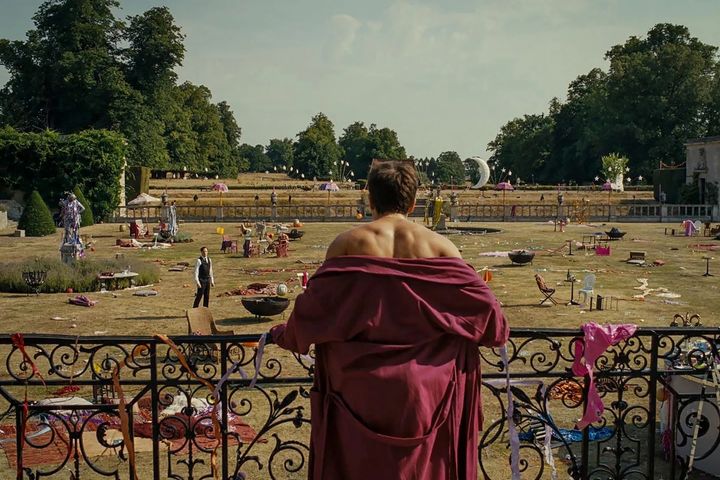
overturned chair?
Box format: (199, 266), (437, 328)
(535, 274), (558, 306)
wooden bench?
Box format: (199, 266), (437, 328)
(629, 251), (646, 261)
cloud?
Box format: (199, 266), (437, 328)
(326, 13), (362, 60)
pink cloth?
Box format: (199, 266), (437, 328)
(271, 256), (508, 480)
(572, 322), (637, 429)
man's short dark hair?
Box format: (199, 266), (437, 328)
(200, 246), (208, 252)
(367, 160), (418, 215)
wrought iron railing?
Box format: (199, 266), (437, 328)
(0, 328), (718, 479)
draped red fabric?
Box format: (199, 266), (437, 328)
(271, 256), (508, 480)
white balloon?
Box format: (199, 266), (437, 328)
(277, 284), (288, 296)
(468, 157), (490, 189)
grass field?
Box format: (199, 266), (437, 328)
(0, 216), (718, 479)
(1, 219), (716, 334)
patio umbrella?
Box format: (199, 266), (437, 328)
(127, 193), (162, 206)
(127, 193), (161, 223)
(496, 182), (514, 220)
(211, 183), (229, 207)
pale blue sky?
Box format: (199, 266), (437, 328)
(1, 0), (720, 160)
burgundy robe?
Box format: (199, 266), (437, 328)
(270, 256), (508, 480)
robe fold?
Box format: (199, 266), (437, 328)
(270, 256), (508, 480)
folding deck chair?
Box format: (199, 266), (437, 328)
(535, 274), (558, 306)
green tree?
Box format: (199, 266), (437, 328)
(367, 124), (406, 161)
(0, 0), (128, 132)
(293, 113), (342, 178)
(72, 185), (94, 227)
(547, 69), (608, 183)
(238, 144), (271, 172)
(604, 23), (717, 178)
(266, 138), (294, 170)
(339, 122), (370, 178)
(435, 151), (465, 185)
(18, 190), (56, 236)
(123, 6), (185, 92)
(487, 114), (554, 182)
(339, 122), (406, 179)
(217, 101), (242, 149)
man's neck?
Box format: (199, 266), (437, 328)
(374, 212), (408, 221)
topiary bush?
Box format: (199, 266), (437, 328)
(18, 190), (56, 236)
(73, 186), (94, 227)
(0, 257), (160, 293)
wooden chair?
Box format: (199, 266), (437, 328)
(186, 308), (234, 361)
(220, 235), (238, 253)
(535, 274), (558, 306)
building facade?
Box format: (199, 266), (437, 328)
(685, 136), (720, 205)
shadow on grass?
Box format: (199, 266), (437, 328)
(217, 316), (274, 326)
(491, 263), (534, 269)
(502, 303), (560, 308)
(123, 315), (184, 321)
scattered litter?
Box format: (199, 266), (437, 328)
(68, 295), (96, 307)
(133, 290), (158, 297)
(94, 331), (108, 335)
(50, 316), (66, 321)
(219, 283), (276, 297)
(168, 265), (187, 272)
(653, 260), (666, 266)
(70, 323), (77, 328)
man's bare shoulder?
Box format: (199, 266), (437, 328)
(415, 225), (462, 258)
(325, 226), (373, 259)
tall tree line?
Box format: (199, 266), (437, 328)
(0, 0), (241, 175)
(488, 24), (720, 183)
(0, 1), (467, 182)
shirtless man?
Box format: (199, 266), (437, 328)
(269, 159), (507, 480)
(326, 160), (460, 260)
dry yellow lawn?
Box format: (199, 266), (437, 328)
(0, 217), (718, 479)
(0, 219), (716, 334)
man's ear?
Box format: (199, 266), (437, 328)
(407, 200), (416, 215)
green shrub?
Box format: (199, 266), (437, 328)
(0, 257), (160, 293)
(18, 190), (56, 236)
(0, 127), (127, 221)
(73, 186), (94, 227)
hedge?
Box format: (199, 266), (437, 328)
(73, 186), (94, 227)
(17, 190), (56, 236)
(0, 127), (127, 220)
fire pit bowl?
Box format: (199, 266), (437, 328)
(605, 228), (626, 240)
(22, 270), (47, 296)
(288, 229), (304, 240)
(508, 250), (535, 265)
(242, 296), (291, 318)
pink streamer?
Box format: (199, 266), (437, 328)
(572, 323), (636, 429)
(501, 346), (521, 480)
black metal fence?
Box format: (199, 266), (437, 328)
(0, 328), (718, 479)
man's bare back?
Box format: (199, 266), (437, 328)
(326, 214), (461, 259)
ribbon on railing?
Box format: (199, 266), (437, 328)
(213, 333), (268, 400)
(10, 333), (46, 386)
(112, 334), (269, 480)
(688, 355), (720, 473)
(540, 384), (558, 480)
(500, 346), (521, 480)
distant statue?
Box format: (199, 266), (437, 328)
(59, 192), (84, 247)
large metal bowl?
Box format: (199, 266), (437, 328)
(508, 250), (535, 265)
(241, 296), (290, 317)
(605, 228), (626, 240)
